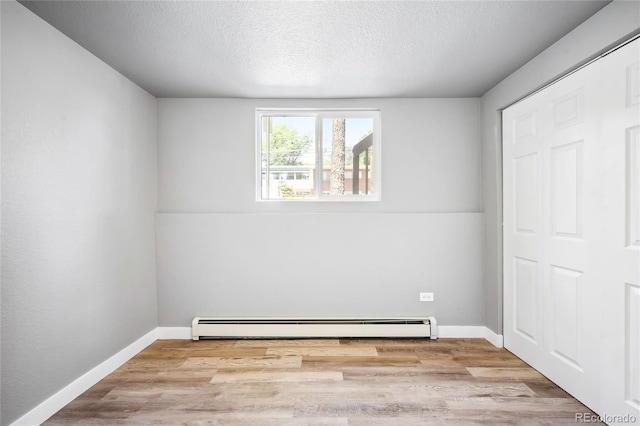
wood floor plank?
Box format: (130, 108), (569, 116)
(524, 380), (574, 398)
(368, 382), (537, 400)
(210, 370), (344, 383)
(234, 339), (341, 347)
(445, 396), (602, 416)
(348, 418), (442, 426)
(293, 401), (439, 418)
(302, 355), (420, 368)
(266, 346), (378, 357)
(125, 415), (347, 426)
(181, 355), (302, 369)
(175, 347), (269, 357)
(124, 407), (295, 423)
(103, 369), (219, 384)
(204, 381), (390, 401)
(114, 359), (186, 370)
(466, 367), (546, 381)
(43, 338), (602, 425)
(451, 351), (529, 367)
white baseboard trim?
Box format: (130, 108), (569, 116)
(11, 328), (158, 426)
(483, 327), (504, 348)
(438, 326), (503, 348)
(157, 326), (191, 339)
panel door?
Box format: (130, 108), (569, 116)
(503, 38), (640, 421)
(503, 55), (601, 409)
(540, 60), (602, 405)
(503, 82), (545, 369)
(599, 39), (640, 422)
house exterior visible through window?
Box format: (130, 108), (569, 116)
(257, 109), (380, 201)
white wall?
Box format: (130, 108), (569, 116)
(481, 0), (640, 334)
(157, 98), (484, 326)
(0, 2), (158, 425)
(157, 212), (483, 325)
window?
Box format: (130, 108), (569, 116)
(257, 109), (380, 201)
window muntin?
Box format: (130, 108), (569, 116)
(257, 109), (380, 201)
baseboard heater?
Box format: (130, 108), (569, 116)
(191, 316), (438, 340)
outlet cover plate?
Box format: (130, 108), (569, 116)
(420, 292), (434, 302)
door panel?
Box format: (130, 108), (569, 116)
(550, 142), (582, 238)
(627, 283), (640, 408)
(549, 265), (582, 369)
(514, 257), (538, 343)
(628, 126), (640, 247)
(514, 154), (538, 234)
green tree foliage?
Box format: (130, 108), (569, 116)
(277, 180), (294, 197)
(265, 124), (313, 166)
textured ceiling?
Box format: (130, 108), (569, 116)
(18, 0), (611, 98)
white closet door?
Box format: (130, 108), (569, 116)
(503, 74), (545, 369)
(600, 39), (640, 422)
(503, 38), (640, 421)
(503, 52), (601, 409)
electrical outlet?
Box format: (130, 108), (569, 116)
(419, 292), (434, 302)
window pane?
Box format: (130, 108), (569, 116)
(258, 110), (379, 201)
(321, 117), (374, 196)
(261, 116), (316, 199)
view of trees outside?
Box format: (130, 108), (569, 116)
(262, 121), (313, 166)
(261, 115), (374, 199)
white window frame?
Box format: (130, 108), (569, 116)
(256, 108), (381, 201)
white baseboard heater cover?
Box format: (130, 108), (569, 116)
(191, 317), (438, 340)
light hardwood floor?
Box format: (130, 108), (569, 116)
(44, 338), (603, 425)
